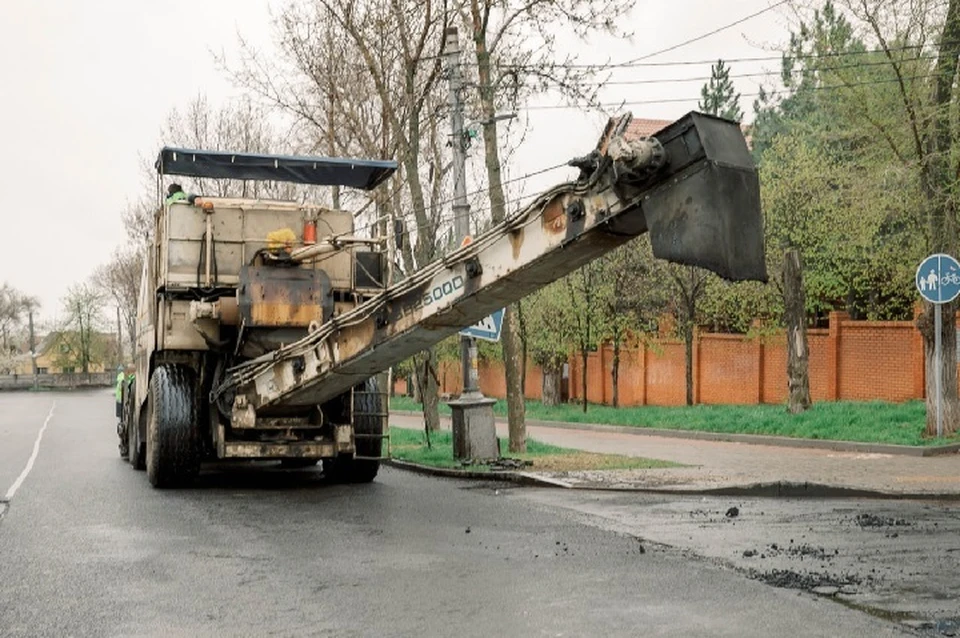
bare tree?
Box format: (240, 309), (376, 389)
(826, 0), (960, 434)
(461, 0), (632, 451)
(93, 247), (143, 362)
(0, 283), (35, 354)
(58, 284), (106, 374)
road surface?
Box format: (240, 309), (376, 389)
(1, 390), (912, 637)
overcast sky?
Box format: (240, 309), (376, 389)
(0, 1), (793, 324)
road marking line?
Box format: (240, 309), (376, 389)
(4, 403), (56, 501)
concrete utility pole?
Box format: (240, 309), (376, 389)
(444, 26), (498, 460)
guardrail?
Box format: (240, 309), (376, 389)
(0, 372), (114, 391)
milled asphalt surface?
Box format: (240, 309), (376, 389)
(518, 490), (960, 632)
(0, 390), (916, 637)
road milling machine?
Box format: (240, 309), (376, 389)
(120, 112), (767, 488)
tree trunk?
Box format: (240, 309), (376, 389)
(918, 303), (960, 435)
(683, 320), (694, 406)
(503, 306), (526, 453)
(917, 0), (960, 436)
(541, 363), (562, 406)
(783, 248), (811, 414)
(413, 350), (440, 432)
(468, 16), (525, 451)
(517, 300), (527, 395)
(612, 332), (621, 408)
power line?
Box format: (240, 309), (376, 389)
(581, 57), (937, 86)
(520, 72), (941, 111)
(486, 41), (951, 71)
(350, 161), (573, 237)
(614, 0), (791, 67)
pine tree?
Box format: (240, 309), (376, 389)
(698, 59), (743, 121)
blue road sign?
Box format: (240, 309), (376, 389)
(460, 309), (504, 342)
(916, 253), (960, 304)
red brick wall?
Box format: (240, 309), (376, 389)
(645, 341), (687, 406)
(392, 314), (937, 406)
(699, 334), (759, 405)
(836, 321), (917, 401)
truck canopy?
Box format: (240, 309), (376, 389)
(155, 147), (397, 190)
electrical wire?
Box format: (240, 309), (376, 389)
(487, 41), (955, 71)
(613, 0), (791, 67)
(519, 72), (943, 111)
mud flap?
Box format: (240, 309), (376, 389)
(641, 112), (767, 282)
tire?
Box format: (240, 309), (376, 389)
(118, 385), (133, 460)
(146, 364), (200, 488)
(325, 378), (384, 484)
(129, 407), (146, 471)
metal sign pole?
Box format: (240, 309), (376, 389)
(935, 303), (943, 439)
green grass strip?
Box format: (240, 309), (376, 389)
(389, 396), (956, 447)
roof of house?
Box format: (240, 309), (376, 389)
(624, 116), (753, 149)
(624, 118), (673, 139)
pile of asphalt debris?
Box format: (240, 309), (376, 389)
(459, 457), (533, 471)
(852, 513), (912, 528)
(742, 541), (837, 562)
(751, 568), (863, 593)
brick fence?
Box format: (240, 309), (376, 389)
(397, 311), (938, 406)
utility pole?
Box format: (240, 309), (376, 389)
(444, 26), (497, 460)
(445, 26), (481, 399)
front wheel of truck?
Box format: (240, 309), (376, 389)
(324, 378), (385, 484)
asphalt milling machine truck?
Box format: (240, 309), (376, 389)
(118, 112), (767, 488)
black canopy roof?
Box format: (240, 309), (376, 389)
(155, 147), (397, 190)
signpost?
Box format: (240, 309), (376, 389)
(459, 309), (504, 342)
(915, 253), (960, 438)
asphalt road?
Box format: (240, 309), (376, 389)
(0, 390), (912, 637)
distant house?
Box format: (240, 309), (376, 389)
(10, 331), (118, 375)
(625, 116), (753, 149)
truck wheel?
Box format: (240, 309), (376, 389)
(129, 408), (146, 471)
(146, 364), (200, 488)
(118, 388), (134, 460)
(325, 378), (384, 484)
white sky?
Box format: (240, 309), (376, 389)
(0, 1), (793, 323)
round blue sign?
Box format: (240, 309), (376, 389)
(916, 253), (960, 304)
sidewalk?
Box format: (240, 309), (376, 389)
(388, 412), (960, 498)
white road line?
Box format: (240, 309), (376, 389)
(4, 403), (56, 501)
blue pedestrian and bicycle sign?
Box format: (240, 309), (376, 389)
(916, 253), (960, 304)
(460, 309), (504, 342)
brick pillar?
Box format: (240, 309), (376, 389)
(752, 319), (764, 405)
(599, 344), (607, 405)
(827, 311), (849, 401)
(756, 337), (765, 405)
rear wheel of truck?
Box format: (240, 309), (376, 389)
(325, 378), (385, 484)
(146, 364), (200, 488)
(128, 408), (146, 471)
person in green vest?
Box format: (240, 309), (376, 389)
(166, 183), (198, 206)
(115, 365), (125, 420)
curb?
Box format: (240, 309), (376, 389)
(384, 459), (549, 487)
(389, 410), (960, 457)
(385, 460), (960, 501)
